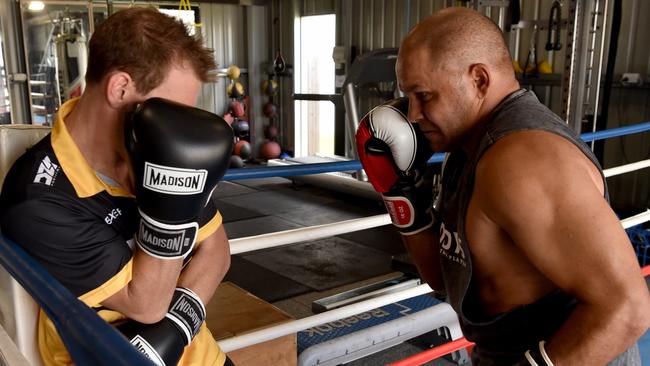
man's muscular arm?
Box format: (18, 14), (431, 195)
(103, 99), (233, 325)
(402, 228), (444, 290)
(101, 253), (182, 324)
(356, 98), (445, 290)
(102, 224), (230, 323)
(477, 131), (650, 365)
(178, 225), (231, 304)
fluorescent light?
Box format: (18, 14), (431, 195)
(28, 1), (45, 11)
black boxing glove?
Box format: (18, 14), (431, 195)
(118, 287), (206, 366)
(125, 98), (233, 259)
(356, 98), (435, 235)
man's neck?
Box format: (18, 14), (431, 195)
(64, 88), (133, 191)
(461, 81), (521, 156)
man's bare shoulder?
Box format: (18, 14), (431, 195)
(473, 130), (604, 225)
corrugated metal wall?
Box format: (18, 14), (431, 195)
(295, 0), (650, 210)
(302, 0), (450, 53)
(603, 0), (650, 211)
(198, 3), (248, 115)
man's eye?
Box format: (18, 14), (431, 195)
(416, 92), (431, 101)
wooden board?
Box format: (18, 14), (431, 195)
(206, 282), (296, 366)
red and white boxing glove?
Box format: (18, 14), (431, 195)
(356, 98), (435, 235)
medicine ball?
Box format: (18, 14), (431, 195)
(232, 120), (249, 137)
(260, 140), (281, 160)
(261, 79), (278, 96)
(229, 100), (245, 118)
(234, 140), (252, 159)
(227, 65), (241, 80)
(263, 102), (277, 118)
(227, 82), (245, 98)
(229, 155), (244, 168)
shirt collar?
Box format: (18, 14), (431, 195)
(51, 98), (132, 198)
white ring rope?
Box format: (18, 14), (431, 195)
(620, 209), (650, 229)
(229, 214), (392, 255)
(220, 207), (650, 353)
(217, 284), (437, 352)
(228, 158), (650, 255)
(218, 159), (650, 352)
(603, 158), (650, 177)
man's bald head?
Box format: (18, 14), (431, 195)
(401, 7), (513, 75)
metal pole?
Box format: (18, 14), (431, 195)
(8, 1), (32, 124)
(584, 0), (601, 121)
(343, 83), (360, 159)
(498, 5), (505, 31)
(380, 0), (385, 48)
(369, 0), (374, 51)
(561, 0), (583, 130)
(624, 0), (639, 72)
(590, 0), (609, 139)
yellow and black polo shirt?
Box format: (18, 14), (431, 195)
(0, 99), (226, 366)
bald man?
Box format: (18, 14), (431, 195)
(386, 7), (649, 366)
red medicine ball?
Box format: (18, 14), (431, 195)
(230, 100), (245, 118)
(260, 140), (281, 159)
(262, 102), (277, 118)
(234, 140), (252, 159)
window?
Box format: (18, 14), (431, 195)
(294, 14), (336, 157)
(158, 7), (200, 36)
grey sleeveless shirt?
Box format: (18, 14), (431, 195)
(436, 89), (640, 365)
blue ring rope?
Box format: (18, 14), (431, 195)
(0, 234), (155, 365)
(224, 120), (650, 181)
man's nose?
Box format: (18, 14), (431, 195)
(407, 100), (422, 123)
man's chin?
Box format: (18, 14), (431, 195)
(428, 139), (450, 153)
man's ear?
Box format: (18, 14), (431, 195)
(468, 63), (490, 99)
(105, 72), (136, 108)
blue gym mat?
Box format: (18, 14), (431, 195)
(298, 293), (442, 354)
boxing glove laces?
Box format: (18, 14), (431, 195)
(118, 287), (206, 366)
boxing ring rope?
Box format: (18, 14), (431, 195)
(227, 161), (650, 257)
(603, 159), (650, 178)
(217, 284), (454, 352)
(216, 204), (650, 353)
(225, 122), (650, 256)
(216, 121), (650, 354)
(387, 338), (475, 366)
(389, 266), (650, 366)
(0, 121), (649, 365)
(230, 209), (650, 256)
(221, 121), (650, 181)
(230, 214), (391, 255)
(0, 235), (155, 366)
(621, 209), (650, 229)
